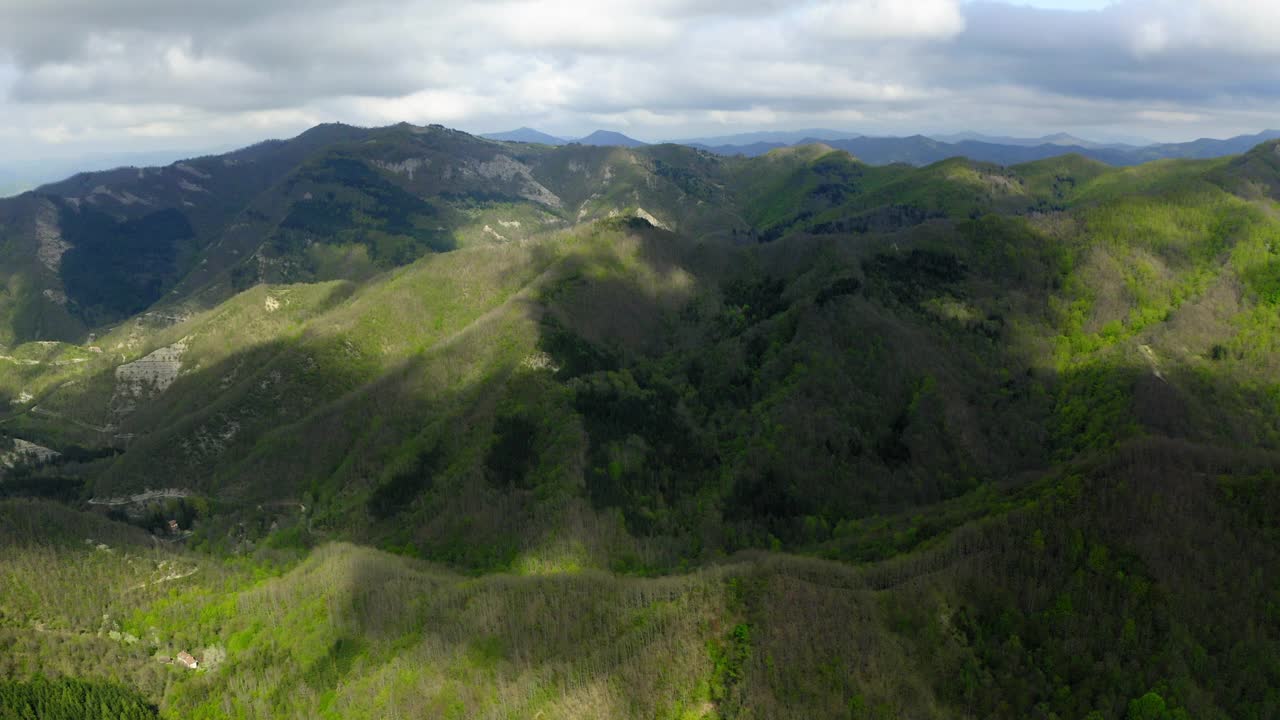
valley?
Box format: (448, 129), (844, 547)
(0, 123), (1278, 719)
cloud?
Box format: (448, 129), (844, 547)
(804, 0), (965, 40)
(0, 0), (1278, 160)
(1119, 0), (1280, 58)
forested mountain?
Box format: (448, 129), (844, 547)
(0, 122), (1277, 719)
(697, 129), (1280, 166)
(480, 127), (568, 145)
(573, 130), (649, 147)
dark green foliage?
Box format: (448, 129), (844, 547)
(653, 158), (717, 200)
(53, 445), (120, 464)
(725, 469), (808, 523)
(808, 204), (936, 235)
(303, 637), (366, 691)
(539, 316), (619, 378)
(137, 497), (202, 534)
(368, 447), (441, 519)
(0, 676), (158, 720)
(814, 276), (862, 305)
(0, 475), (84, 502)
(6, 126), (1280, 719)
(864, 248), (966, 306)
(58, 206), (193, 323)
(927, 444), (1280, 720)
(271, 155), (454, 267)
(722, 274), (788, 324)
(1052, 365), (1140, 456)
(959, 214), (1072, 287)
(486, 414), (539, 489)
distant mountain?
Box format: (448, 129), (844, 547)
(690, 130), (1280, 167)
(480, 127), (566, 145)
(931, 131), (1135, 150)
(3, 122), (1280, 719)
(573, 130), (648, 147)
(812, 136), (1133, 166)
(1125, 129), (1280, 162)
(686, 141), (788, 157)
(674, 129), (859, 146)
(0, 148), (220, 199)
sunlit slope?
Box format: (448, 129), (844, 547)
(1, 140), (1279, 566)
(4, 436), (1276, 720)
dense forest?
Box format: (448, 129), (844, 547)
(0, 123), (1278, 718)
(0, 677), (158, 719)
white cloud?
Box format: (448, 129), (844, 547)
(1136, 109), (1204, 124)
(1118, 0), (1280, 58)
(0, 0), (1278, 161)
(1131, 20), (1169, 57)
(805, 0), (965, 40)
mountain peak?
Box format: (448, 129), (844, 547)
(574, 130), (647, 147)
(481, 127), (566, 145)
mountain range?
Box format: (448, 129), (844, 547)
(478, 128), (649, 147)
(0, 121), (1278, 719)
(476, 126), (1280, 167)
(0, 148), (229, 199)
(11, 128), (1275, 202)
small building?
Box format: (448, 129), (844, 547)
(177, 651), (199, 669)
(167, 519), (180, 534)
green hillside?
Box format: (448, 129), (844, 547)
(0, 124), (1278, 719)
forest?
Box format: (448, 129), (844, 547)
(0, 123), (1278, 718)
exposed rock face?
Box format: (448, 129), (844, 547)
(34, 200), (70, 273)
(87, 487), (190, 506)
(374, 157), (430, 180)
(458, 154), (563, 208)
(180, 416), (241, 459)
(1, 438), (61, 468)
(634, 207), (670, 230)
(175, 162), (211, 179)
(112, 340), (188, 414)
(87, 185), (152, 206)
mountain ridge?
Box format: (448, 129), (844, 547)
(0, 122), (1278, 719)
(479, 126), (568, 145)
(572, 129), (649, 147)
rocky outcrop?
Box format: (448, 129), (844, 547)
(1, 438), (61, 468)
(454, 154), (563, 208)
(374, 157), (430, 180)
(111, 340), (188, 415)
(34, 199), (70, 273)
(634, 207), (670, 230)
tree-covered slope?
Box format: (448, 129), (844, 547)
(0, 127), (1278, 719)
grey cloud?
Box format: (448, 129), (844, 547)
(949, 2), (1280, 104)
(0, 0), (1278, 159)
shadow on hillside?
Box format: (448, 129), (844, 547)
(9, 209), (1280, 717)
(16, 224), (697, 566)
(14, 214), (1280, 578)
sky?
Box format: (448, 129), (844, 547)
(1, 0), (1280, 165)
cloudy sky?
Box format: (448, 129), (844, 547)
(1, 0), (1279, 163)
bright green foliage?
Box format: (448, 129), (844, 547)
(1, 129), (1280, 719)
